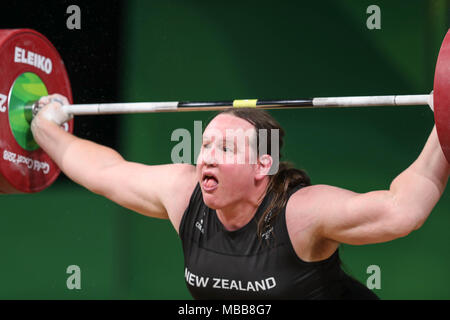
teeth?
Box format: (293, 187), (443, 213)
(203, 174), (217, 182)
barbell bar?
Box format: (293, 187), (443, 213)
(28, 93), (432, 116)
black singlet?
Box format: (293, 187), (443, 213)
(179, 183), (379, 300)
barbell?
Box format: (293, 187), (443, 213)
(0, 28), (449, 194)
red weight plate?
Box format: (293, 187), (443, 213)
(0, 29), (73, 193)
(434, 29), (450, 163)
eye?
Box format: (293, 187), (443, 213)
(222, 144), (235, 153)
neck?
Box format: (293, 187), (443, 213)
(216, 179), (269, 231)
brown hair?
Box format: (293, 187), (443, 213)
(216, 108), (311, 240)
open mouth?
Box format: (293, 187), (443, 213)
(202, 173), (219, 191)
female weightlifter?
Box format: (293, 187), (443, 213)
(30, 94), (449, 299)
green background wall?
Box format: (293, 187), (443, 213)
(1, 0), (449, 299)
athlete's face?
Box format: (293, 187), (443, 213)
(196, 114), (265, 209)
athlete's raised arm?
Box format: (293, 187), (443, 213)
(287, 125), (449, 258)
(31, 94), (197, 232)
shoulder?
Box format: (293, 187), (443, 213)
(170, 163), (198, 203)
(159, 164), (198, 233)
(286, 184), (357, 227)
(285, 184), (354, 261)
(284, 185), (323, 241)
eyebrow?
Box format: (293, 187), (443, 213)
(202, 136), (235, 145)
(203, 129), (256, 146)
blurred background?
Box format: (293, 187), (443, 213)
(0, 0), (449, 299)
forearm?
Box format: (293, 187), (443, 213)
(390, 125), (450, 228)
(31, 116), (124, 192)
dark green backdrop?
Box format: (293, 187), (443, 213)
(1, 0), (449, 299)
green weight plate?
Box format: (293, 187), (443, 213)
(8, 72), (48, 151)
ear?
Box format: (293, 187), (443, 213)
(255, 154), (273, 180)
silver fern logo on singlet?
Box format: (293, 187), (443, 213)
(261, 226), (273, 240)
(261, 210), (274, 240)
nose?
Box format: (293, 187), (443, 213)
(200, 147), (218, 166)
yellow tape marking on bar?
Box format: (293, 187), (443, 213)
(233, 99), (258, 108)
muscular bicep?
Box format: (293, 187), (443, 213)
(321, 187), (401, 245)
(290, 185), (411, 246)
(95, 162), (197, 228)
